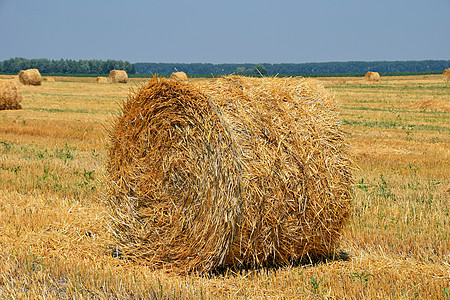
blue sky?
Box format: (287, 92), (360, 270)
(0, 0), (449, 63)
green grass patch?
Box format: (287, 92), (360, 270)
(23, 107), (111, 114)
(340, 119), (449, 132)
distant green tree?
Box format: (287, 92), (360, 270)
(234, 64), (268, 76)
(88, 60), (103, 74)
(75, 61), (89, 74)
(1, 58), (449, 76)
(235, 67), (246, 75)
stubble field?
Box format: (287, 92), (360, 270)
(0, 74), (448, 299)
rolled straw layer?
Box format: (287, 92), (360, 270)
(104, 76), (353, 274)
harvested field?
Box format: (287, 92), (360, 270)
(0, 74), (448, 299)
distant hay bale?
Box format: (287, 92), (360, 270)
(18, 69), (41, 86)
(0, 80), (22, 110)
(170, 71), (188, 81)
(104, 76), (354, 274)
(96, 76), (108, 83)
(109, 70), (128, 83)
(365, 71), (380, 82)
(43, 77), (55, 82)
(443, 68), (450, 82)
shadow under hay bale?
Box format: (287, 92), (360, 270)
(210, 249), (352, 276)
(0, 80), (22, 110)
(109, 70), (128, 83)
(104, 76), (354, 274)
(365, 71), (380, 82)
(18, 69), (41, 86)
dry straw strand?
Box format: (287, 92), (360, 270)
(18, 69), (41, 86)
(109, 70), (128, 83)
(104, 76), (354, 274)
(365, 71), (380, 82)
(0, 80), (22, 110)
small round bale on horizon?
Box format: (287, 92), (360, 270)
(104, 76), (354, 274)
(0, 80), (22, 110)
(170, 71), (188, 81)
(443, 68), (450, 82)
(96, 76), (108, 83)
(18, 69), (42, 86)
(365, 71), (380, 82)
(109, 70), (128, 83)
(43, 77), (55, 82)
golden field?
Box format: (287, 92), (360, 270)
(0, 74), (448, 299)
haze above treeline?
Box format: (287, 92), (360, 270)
(1, 57), (449, 77)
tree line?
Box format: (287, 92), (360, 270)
(0, 58), (448, 76)
(134, 60), (450, 76)
(0, 57), (136, 75)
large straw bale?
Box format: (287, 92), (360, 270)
(443, 68), (450, 82)
(170, 71), (188, 81)
(18, 69), (41, 86)
(96, 76), (108, 83)
(104, 76), (354, 274)
(109, 70), (128, 83)
(365, 71), (380, 82)
(0, 80), (22, 110)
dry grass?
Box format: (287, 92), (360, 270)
(0, 74), (448, 299)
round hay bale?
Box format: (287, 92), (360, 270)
(96, 76), (108, 83)
(18, 69), (41, 86)
(443, 68), (450, 82)
(170, 71), (188, 81)
(104, 76), (354, 274)
(43, 77), (55, 82)
(0, 80), (22, 110)
(109, 70), (128, 83)
(365, 71), (380, 82)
